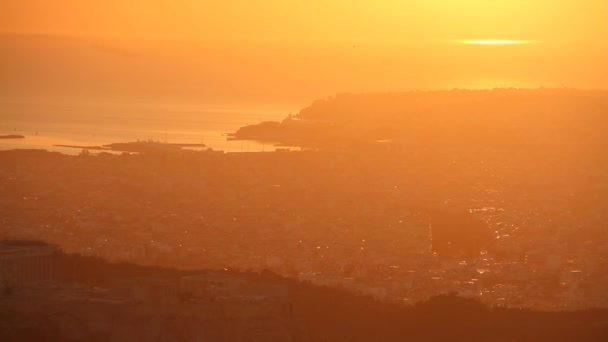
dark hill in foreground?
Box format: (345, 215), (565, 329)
(2, 241), (607, 341)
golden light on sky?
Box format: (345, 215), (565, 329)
(1, 0), (607, 43)
(0, 0), (607, 107)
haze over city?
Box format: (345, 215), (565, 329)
(1, 1), (607, 341)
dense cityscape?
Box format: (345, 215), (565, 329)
(2, 0), (608, 339)
(2, 131), (606, 312)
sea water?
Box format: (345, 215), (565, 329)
(0, 101), (294, 154)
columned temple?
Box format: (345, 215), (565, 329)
(0, 240), (58, 287)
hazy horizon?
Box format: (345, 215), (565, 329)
(2, 2), (608, 340)
(2, 19), (607, 113)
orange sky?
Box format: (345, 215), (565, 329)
(1, 1), (607, 43)
(0, 1), (607, 107)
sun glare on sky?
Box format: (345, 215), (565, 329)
(459, 40), (534, 45)
(0, 0), (606, 100)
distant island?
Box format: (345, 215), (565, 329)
(0, 134), (25, 139)
(55, 140), (206, 153)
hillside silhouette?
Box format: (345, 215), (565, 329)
(231, 89), (608, 149)
(2, 241), (608, 341)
